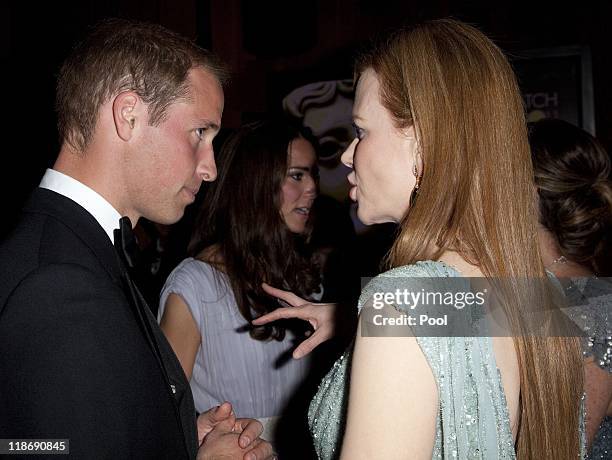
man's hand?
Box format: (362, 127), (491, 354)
(197, 402), (236, 444)
(197, 415), (275, 460)
(197, 402), (275, 460)
(252, 283), (337, 359)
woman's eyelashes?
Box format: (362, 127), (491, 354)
(352, 122), (365, 140)
(289, 170), (304, 181)
(288, 168), (318, 182)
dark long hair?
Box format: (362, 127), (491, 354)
(189, 118), (321, 341)
(529, 118), (612, 275)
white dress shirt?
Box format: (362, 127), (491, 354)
(39, 168), (122, 243)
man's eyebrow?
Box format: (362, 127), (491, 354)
(353, 114), (365, 121)
(196, 119), (220, 131)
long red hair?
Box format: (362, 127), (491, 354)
(358, 19), (583, 458)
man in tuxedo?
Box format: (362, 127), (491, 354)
(0, 19), (273, 460)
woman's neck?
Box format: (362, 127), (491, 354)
(537, 225), (563, 267)
(197, 244), (226, 272)
(437, 250), (484, 277)
(537, 226), (593, 277)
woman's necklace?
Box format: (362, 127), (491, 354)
(547, 255), (568, 269)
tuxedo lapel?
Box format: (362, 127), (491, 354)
(22, 188), (197, 458)
(23, 188), (124, 284)
(118, 265), (197, 458)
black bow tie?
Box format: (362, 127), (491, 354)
(114, 216), (140, 269)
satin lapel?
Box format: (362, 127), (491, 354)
(119, 269), (197, 458)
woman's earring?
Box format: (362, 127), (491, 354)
(410, 164), (421, 207)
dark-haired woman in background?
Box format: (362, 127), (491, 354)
(530, 118), (612, 459)
(158, 119), (321, 446)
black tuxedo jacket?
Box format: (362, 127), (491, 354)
(0, 188), (198, 459)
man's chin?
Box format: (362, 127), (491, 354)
(148, 208), (186, 226)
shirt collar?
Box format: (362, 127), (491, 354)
(39, 168), (122, 243)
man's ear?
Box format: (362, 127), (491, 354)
(112, 91), (143, 141)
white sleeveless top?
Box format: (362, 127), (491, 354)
(159, 258), (313, 419)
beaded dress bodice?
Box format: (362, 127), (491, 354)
(308, 261), (587, 459)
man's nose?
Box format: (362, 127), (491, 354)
(197, 145), (217, 182)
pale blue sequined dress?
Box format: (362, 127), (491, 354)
(308, 261), (586, 459)
(558, 276), (611, 460)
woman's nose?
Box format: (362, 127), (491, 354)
(304, 175), (317, 197)
(341, 138), (357, 168)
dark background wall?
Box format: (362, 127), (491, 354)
(4, 0), (612, 239)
